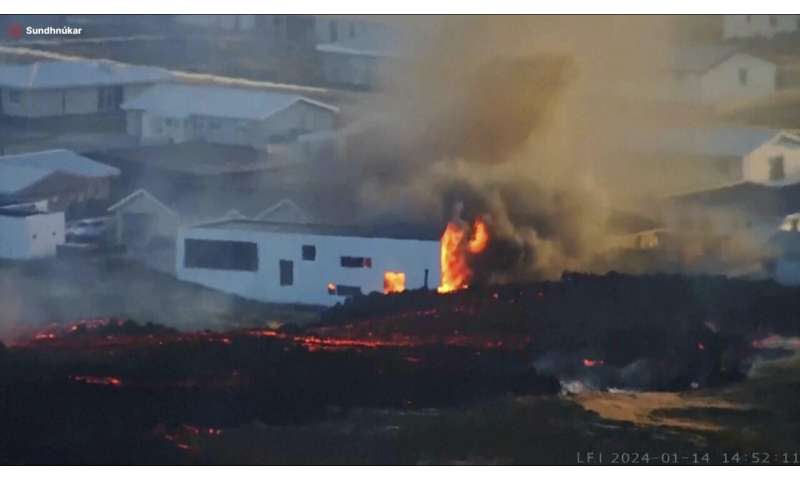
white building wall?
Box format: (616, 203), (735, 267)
(742, 138), (800, 186)
(0, 212), (65, 260)
(700, 54), (776, 104)
(723, 15), (799, 39)
(175, 226), (441, 306)
(63, 87), (98, 115)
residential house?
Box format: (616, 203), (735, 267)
(0, 149), (120, 215)
(667, 46), (778, 105)
(742, 130), (800, 186)
(723, 15), (800, 40)
(121, 84), (338, 148)
(316, 25), (403, 88)
(0, 60), (172, 119)
(176, 219), (441, 306)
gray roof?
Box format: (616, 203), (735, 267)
(0, 149), (120, 194)
(0, 60), (172, 89)
(670, 45), (740, 73)
(121, 83), (339, 120)
(191, 219), (443, 241)
(638, 125), (779, 158)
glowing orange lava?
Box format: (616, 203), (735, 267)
(383, 271), (406, 294)
(438, 217), (489, 294)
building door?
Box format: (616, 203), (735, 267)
(279, 260), (294, 286)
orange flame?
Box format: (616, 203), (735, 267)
(383, 271), (406, 294)
(438, 217), (489, 293)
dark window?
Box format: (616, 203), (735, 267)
(273, 15), (282, 27)
(746, 15), (752, 23)
(738, 68), (748, 86)
(769, 155), (786, 181)
(279, 260), (294, 286)
(349, 22), (356, 38)
(8, 90), (21, 103)
(302, 245), (316, 261)
(341, 256), (372, 268)
(770, 15), (777, 27)
(184, 239), (258, 271)
(335, 285), (362, 297)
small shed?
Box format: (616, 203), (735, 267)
(742, 130), (800, 186)
(0, 205), (65, 260)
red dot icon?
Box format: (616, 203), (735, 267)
(7, 23), (23, 39)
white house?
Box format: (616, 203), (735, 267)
(316, 26), (403, 89)
(176, 219), (442, 306)
(723, 15), (799, 40)
(0, 60), (172, 119)
(121, 84), (338, 147)
(742, 130), (800, 186)
(668, 46), (778, 105)
(0, 204), (65, 260)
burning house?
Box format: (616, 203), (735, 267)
(175, 219), (443, 306)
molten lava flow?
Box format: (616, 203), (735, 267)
(438, 217), (489, 293)
(383, 271), (406, 294)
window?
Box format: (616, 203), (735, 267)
(349, 22), (356, 38)
(738, 68), (748, 86)
(341, 256), (372, 268)
(209, 120), (221, 130)
(745, 15), (752, 23)
(184, 239), (258, 271)
(769, 155), (786, 181)
(273, 15), (282, 27)
(8, 90), (21, 103)
(383, 272), (406, 294)
(334, 285), (362, 297)
(165, 118), (176, 127)
(329, 20), (338, 42)
(769, 15), (777, 27)
(279, 260), (294, 286)
(302, 245), (316, 261)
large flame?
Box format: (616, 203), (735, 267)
(438, 217), (489, 293)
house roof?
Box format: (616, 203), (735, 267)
(190, 218), (444, 241)
(107, 189), (179, 217)
(254, 199), (311, 223)
(670, 45), (741, 73)
(121, 84), (339, 120)
(673, 181), (800, 218)
(0, 149), (120, 178)
(0, 165), (54, 195)
(0, 150), (119, 195)
(638, 125), (780, 158)
(316, 27), (404, 58)
(0, 60), (172, 89)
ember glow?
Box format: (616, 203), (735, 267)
(438, 217), (490, 293)
(383, 271), (406, 294)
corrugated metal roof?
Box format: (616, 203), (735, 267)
(0, 60), (172, 89)
(121, 83), (338, 120)
(0, 150), (120, 194)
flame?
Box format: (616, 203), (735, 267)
(468, 218), (489, 254)
(438, 217), (489, 293)
(582, 358), (605, 367)
(383, 271), (406, 294)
